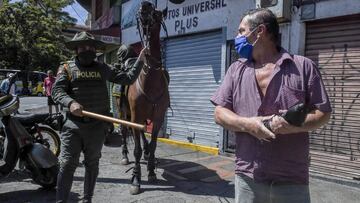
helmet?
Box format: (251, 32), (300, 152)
(0, 95), (19, 117)
(117, 44), (137, 63)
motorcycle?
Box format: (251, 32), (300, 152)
(0, 73), (59, 188)
(12, 112), (63, 157)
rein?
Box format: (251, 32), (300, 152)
(136, 2), (169, 68)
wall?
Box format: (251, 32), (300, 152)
(118, 0), (360, 53)
(121, 0), (254, 45)
(280, 0), (360, 55)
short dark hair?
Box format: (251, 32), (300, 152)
(242, 8), (279, 44)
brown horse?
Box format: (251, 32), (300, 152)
(119, 2), (170, 195)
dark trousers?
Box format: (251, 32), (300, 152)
(56, 118), (106, 203)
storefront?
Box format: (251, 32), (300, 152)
(164, 30), (225, 147)
(121, 0), (246, 148)
(121, 1), (360, 179)
(305, 14), (360, 180)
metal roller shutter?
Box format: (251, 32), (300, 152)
(164, 30), (223, 147)
(305, 14), (360, 181)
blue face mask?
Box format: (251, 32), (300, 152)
(234, 27), (259, 61)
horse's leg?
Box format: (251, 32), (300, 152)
(141, 130), (149, 160)
(130, 127), (142, 195)
(147, 121), (162, 183)
(120, 126), (130, 165)
(120, 105), (130, 165)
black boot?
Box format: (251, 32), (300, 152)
(83, 168), (99, 203)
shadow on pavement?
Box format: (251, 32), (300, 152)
(80, 157), (234, 199)
(156, 157), (234, 198)
(104, 131), (123, 147)
(0, 188), (81, 203)
(0, 169), (31, 184)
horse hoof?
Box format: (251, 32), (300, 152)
(148, 175), (157, 183)
(121, 158), (129, 165)
(130, 185), (141, 195)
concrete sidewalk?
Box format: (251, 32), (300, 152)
(0, 139), (234, 203)
(1, 99), (360, 202)
(1, 136), (360, 203)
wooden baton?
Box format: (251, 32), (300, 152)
(81, 110), (146, 131)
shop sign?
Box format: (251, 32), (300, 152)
(163, 0), (227, 35)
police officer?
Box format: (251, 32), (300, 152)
(111, 44), (139, 119)
(52, 31), (147, 203)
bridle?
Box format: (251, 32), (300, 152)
(136, 1), (168, 70)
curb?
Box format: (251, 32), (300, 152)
(145, 133), (219, 155)
(112, 125), (219, 155)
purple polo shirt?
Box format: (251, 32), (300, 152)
(211, 49), (331, 184)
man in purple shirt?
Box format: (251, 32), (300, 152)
(211, 9), (331, 203)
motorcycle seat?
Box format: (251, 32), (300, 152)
(13, 113), (50, 127)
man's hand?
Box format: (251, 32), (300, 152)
(246, 116), (276, 142)
(69, 101), (83, 117)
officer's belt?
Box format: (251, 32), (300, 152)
(66, 113), (97, 123)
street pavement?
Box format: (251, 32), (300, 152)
(0, 137), (235, 203)
(18, 96), (48, 113)
(1, 96), (360, 202)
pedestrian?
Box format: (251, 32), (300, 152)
(52, 31), (147, 203)
(111, 45), (139, 125)
(44, 70), (59, 114)
(0, 73), (16, 95)
(210, 8), (332, 203)
(111, 83), (122, 120)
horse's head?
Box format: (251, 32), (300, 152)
(137, 1), (162, 35)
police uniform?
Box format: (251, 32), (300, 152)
(52, 32), (143, 203)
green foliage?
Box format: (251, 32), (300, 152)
(0, 0), (77, 72)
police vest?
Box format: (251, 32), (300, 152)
(64, 61), (110, 115)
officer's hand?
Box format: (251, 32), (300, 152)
(139, 46), (149, 61)
(246, 116), (276, 142)
(69, 101), (83, 117)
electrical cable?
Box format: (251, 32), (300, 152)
(70, 4), (86, 24)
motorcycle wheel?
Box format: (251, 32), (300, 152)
(0, 133), (18, 176)
(32, 126), (61, 157)
(30, 164), (59, 189)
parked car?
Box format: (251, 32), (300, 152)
(32, 82), (45, 96)
(0, 69), (47, 96)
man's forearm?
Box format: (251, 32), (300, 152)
(214, 106), (249, 132)
(302, 110), (331, 131)
(51, 88), (73, 108)
(286, 110), (331, 134)
(111, 59), (143, 85)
